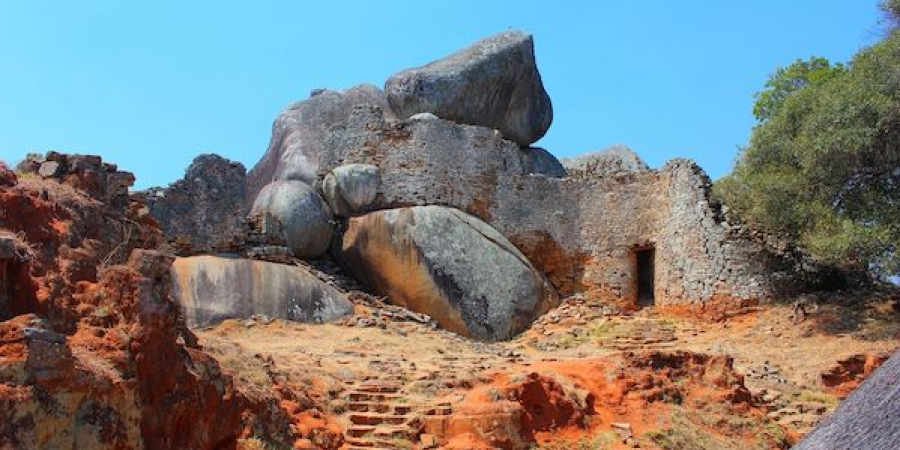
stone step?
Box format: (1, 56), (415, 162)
(345, 441), (410, 450)
(346, 402), (391, 413)
(349, 413), (411, 426)
(423, 405), (452, 416)
(347, 392), (404, 402)
(373, 425), (413, 440)
(356, 383), (402, 394)
(346, 425), (376, 438)
(345, 434), (414, 449)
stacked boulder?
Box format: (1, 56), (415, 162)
(384, 30), (552, 147)
(339, 206), (558, 341)
(234, 30), (562, 341)
(154, 29), (803, 340)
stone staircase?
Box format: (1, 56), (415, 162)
(337, 360), (457, 450)
(602, 318), (680, 351)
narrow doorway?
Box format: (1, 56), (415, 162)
(636, 248), (655, 307)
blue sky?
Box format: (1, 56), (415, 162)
(0, 1), (885, 189)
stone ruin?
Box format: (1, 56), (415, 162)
(141, 30), (824, 340)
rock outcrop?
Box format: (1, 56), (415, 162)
(338, 205), (559, 341)
(385, 31), (552, 146)
(247, 84), (396, 201)
(250, 180), (334, 259)
(172, 255), (353, 327)
(560, 144), (651, 178)
(144, 154), (248, 253)
(0, 163), (245, 450)
(0, 162), (16, 187)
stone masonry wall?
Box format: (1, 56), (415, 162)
(144, 154), (248, 253)
(319, 107), (800, 307)
(491, 161), (790, 306)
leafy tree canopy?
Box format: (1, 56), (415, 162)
(715, 12), (900, 278)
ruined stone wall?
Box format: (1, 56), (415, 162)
(491, 162), (789, 306)
(316, 107), (799, 308)
(144, 154), (248, 253)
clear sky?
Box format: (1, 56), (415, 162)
(0, 1), (886, 189)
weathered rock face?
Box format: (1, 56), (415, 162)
(385, 30), (552, 147)
(16, 151), (136, 211)
(247, 84), (396, 202)
(144, 154), (248, 253)
(338, 205), (559, 341)
(560, 144), (650, 178)
(171, 255), (353, 327)
(526, 147), (567, 178)
(321, 164), (381, 217)
(0, 160), (245, 450)
(320, 106), (565, 218)
(0, 161), (16, 187)
(250, 180), (334, 259)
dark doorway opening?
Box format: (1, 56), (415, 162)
(636, 248), (655, 307)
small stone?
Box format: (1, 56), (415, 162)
(38, 161), (65, 178)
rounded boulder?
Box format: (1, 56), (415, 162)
(339, 205), (559, 341)
(250, 180), (334, 259)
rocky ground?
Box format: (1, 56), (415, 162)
(198, 289), (899, 450)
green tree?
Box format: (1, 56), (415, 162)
(751, 57), (845, 122)
(715, 7), (900, 277)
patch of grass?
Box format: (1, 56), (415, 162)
(486, 387), (505, 402)
(93, 305), (110, 318)
(756, 422), (790, 450)
(236, 437), (289, 450)
(695, 402), (757, 434)
(532, 432), (617, 450)
(13, 170), (38, 180)
(589, 321), (621, 340)
(796, 390), (839, 407)
(643, 412), (738, 450)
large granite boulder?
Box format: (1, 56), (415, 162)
(250, 180), (333, 259)
(338, 205), (559, 341)
(171, 255), (353, 326)
(384, 30), (553, 147)
(247, 84), (396, 202)
(560, 145), (650, 178)
(144, 154), (247, 252)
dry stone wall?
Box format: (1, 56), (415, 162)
(318, 107), (799, 307)
(143, 154), (248, 254)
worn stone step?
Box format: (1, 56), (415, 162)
(346, 425), (376, 438)
(349, 413), (410, 426)
(345, 435), (413, 448)
(356, 383), (402, 394)
(346, 402), (391, 413)
(423, 406), (452, 416)
(345, 441), (409, 450)
(347, 392), (403, 402)
(373, 425), (413, 439)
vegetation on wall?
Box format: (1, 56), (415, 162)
(714, 1), (900, 278)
